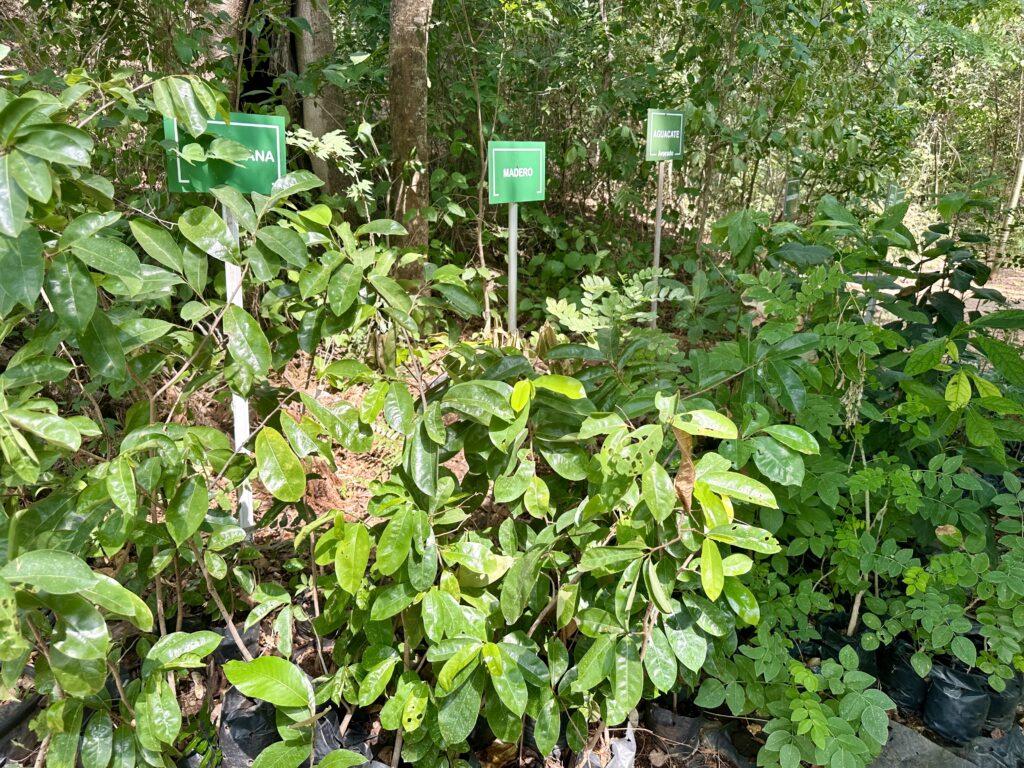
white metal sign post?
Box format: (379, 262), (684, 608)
(222, 209), (254, 532)
(645, 110), (685, 327)
(487, 141), (546, 337)
(163, 112), (286, 533)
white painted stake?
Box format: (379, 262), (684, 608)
(651, 160), (666, 327)
(223, 208), (254, 533)
(508, 202), (519, 336)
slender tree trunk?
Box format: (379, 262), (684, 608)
(294, 0), (348, 194)
(998, 149), (1024, 265)
(390, 0), (433, 279)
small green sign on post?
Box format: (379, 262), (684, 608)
(645, 109), (684, 326)
(487, 141), (546, 336)
(162, 112), (288, 534)
(163, 112), (286, 195)
(645, 109), (685, 161)
(488, 141), (546, 204)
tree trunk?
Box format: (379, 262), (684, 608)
(998, 149), (1024, 265)
(389, 0), (433, 278)
(294, 0), (348, 194)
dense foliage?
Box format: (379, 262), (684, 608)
(1, 0), (1024, 765)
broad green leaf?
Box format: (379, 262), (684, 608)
(945, 370), (971, 410)
(701, 471), (777, 508)
(178, 206), (236, 261)
(951, 636), (977, 667)
(482, 643), (528, 716)
(376, 507), (415, 575)
(82, 573), (153, 631)
(255, 427), (306, 502)
(722, 577), (760, 625)
(437, 641), (482, 693)
(664, 611), (707, 672)
(250, 742), (309, 768)
(223, 656), (313, 709)
(256, 225), (307, 267)
(71, 236), (143, 294)
(579, 545), (644, 573)
(224, 305), (271, 381)
(707, 523), (781, 554)
(1, 549), (96, 594)
(166, 476), (209, 546)
(358, 654), (402, 705)
(356, 218), (408, 237)
(77, 308), (126, 380)
(673, 409), (738, 439)
(5, 408), (81, 451)
(368, 581), (418, 621)
(605, 635), (643, 725)
(105, 457), (136, 515)
(442, 381), (515, 423)
(142, 634), (222, 675)
(438, 669), (484, 746)
(0, 227), (43, 311)
(135, 676), (181, 748)
(642, 462), (675, 522)
(0, 154), (26, 237)
(533, 374), (586, 399)
(9, 149), (51, 203)
(861, 705), (890, 744)
(130, 219), (183, 273)
(335, 521), (370, 594)
(761, 424), (819, 454)
(752, 437), (805, 487)
(384, 382), (416, 436)
(327, 263), (361, 315)
(572, 634), (614, 692)
(700, 538), (724, 601)
(319, 750), (371, 768)
(211, 186), (258, 233)
(45, 252), (96, 330)
(976, 336), (1024, 388)
(47, 594), (109, 660)
(644, 626), (677, 691)
(904, 337), (946, 376)
(534, 693), (561, 757)
(81, 711), (113, 768)
(46, 698), (84, 768)
(694, 677), (726, 708)
(368, 273), (412, 314)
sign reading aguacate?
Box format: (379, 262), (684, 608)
(645, 109), (685, 161)
(163, 112), (286, 195)
(488, 141), (546, 204)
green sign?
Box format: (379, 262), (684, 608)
(488, 141), (546, 204)
(645, 109), (685, 161)
(163, 112), (286, 194)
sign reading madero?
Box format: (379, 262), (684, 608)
(645, 109), (685, 161)
(163, 112), (286, 195)
(488, 141), (546, 205)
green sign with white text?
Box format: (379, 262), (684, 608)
(488, 141), (546, 204)
(645, 109), (685, 161)
(163, 112), (286, 194)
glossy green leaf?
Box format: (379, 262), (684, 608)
(533, 374), (586, 399)
(700, 538), (724, 601)
(255, 427), (306, 502)
(701, 471), (778, 508)
(0, 227), (43, 312)
(81, 711), (113, 768)
(179, 206), (236, 261)
(1, 549), (96, 594)
(223, 656), (313, 709)
(643, 462), (676, 521)
(223, 305), (271, 381)
(77, 309), (126, 380)
(761, 424), (819, 455)
(722, 577), (760, 625)
(71, 236), (143, 294)
(166, 475), (209, 546)
(336, 521), (370, 594)
(256, 226), (307, 268)
(46, 252), (96, 330)
(0, 154), (26, 237)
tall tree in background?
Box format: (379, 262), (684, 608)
(389, 0), (433, 277)
(295, 0), (348, 195)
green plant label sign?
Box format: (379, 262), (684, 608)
(488, 141), (546, 204)
(163, 112), (286, 194)
(646, 109), (685, 161)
